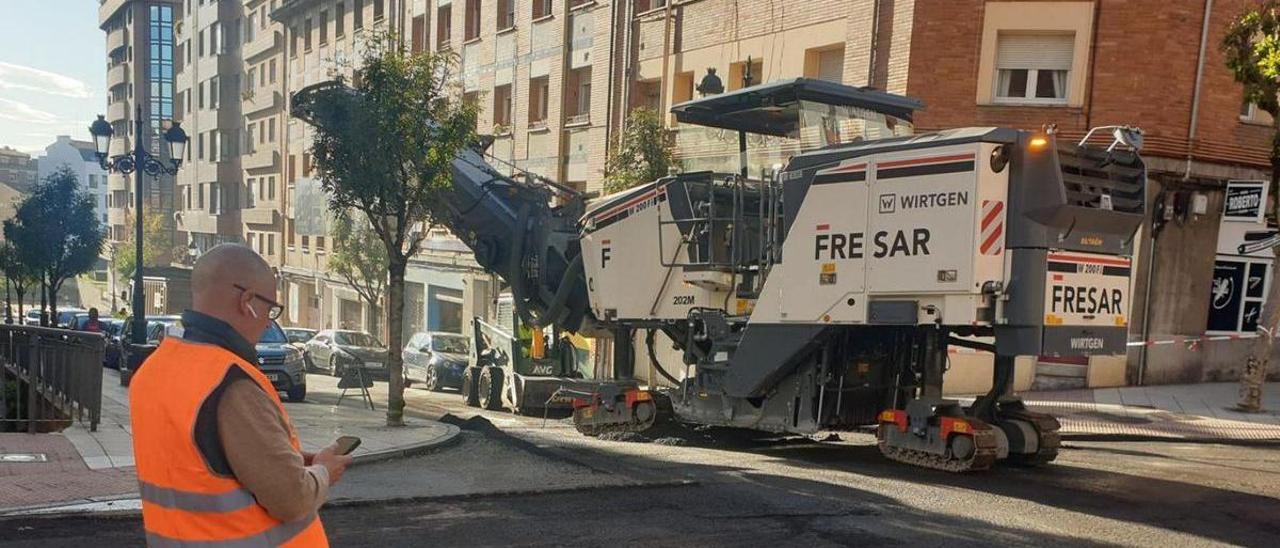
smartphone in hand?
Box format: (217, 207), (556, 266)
(334, 436), (361, 455)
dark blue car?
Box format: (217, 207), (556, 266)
(403, 332), (470, 391)
(257, 321), (308, 402)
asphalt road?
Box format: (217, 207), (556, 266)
(4, 376), (1278, 547)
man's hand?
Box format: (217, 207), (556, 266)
(303, 451), (315, 466)
(312, 444), (354, 485)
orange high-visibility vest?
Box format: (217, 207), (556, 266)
(131, 335), (329, 547)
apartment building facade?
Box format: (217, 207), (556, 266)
(0, 146), (38, 193)
(270, 0), (407, 334)
(99, 0), (182, 246)
(257, 0), (916, 340)
(173, 0), (247, 253)
(620, 0), (914, 177)
(241, 0), (287, 266)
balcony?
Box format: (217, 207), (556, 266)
(98, 0), (128, 26)
(108, 137), (129, 157)
(107, 207), (128, 227)
(196, 53), (242, 81)
(242, 148), (278, 170)
(564, 125), (592, 181)
(107, 28), (127, 54)
(178, 208), (242, 236)
(107, 172), (131, 193)
(107, 101), (128, 123)
(107, 63), (128, 88)
(241, 206), (278, 225)
(242, 89), (280, 116)
(243, 29), (280, 61)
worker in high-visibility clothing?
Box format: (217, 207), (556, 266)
(130, 244), (351, 547)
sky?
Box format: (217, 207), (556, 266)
(0, 1), (105, 156)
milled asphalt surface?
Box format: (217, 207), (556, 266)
(4, 381), (1279, 546)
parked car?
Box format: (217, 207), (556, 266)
(256, 321), (308, 402)
(403, 332), (471, 391)
(20, 308), (87, 328)
(54, 308), (87, 328)
(304, 329), (388, 379)
(67, 313), (121, 366)
(117, 315), (182, 386)
(68, 313), (109, 332)
(100, 318), (125, 368)
(284, 327), (318, 352)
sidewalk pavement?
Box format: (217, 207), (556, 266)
(0, 368), (459, 514)
(1018, 381), (1280, 442)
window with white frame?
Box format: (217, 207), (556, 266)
(994, 33), (1073, 104)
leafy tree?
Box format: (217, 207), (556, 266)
(602, 107), (675, 194)
(0, 238), (36, 323)
(329, 212), (388, 331)
(294, 35), (477, 426)
(5, 216), (45, 325)
(6, 167), (106, 325)
(114, 209), (177, 281)
(1224, 4), (1280, 412)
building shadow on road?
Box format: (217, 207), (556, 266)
(602, 428), (1280, 547)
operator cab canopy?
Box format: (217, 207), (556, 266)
(670, 77), (922, 141)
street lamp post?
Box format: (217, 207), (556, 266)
(88, 107), (187, 346)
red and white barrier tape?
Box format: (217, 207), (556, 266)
(1126, 331), (1271, 349)
(941, 332), (1270, 355)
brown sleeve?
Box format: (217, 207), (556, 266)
(216, 378), (330, 522)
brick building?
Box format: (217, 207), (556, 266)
(907, 0), (1275, 385)
(615, 0), (914, 181)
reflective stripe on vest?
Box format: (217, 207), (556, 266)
(139, 481), (256, 513)
(145, 513), (318, 548)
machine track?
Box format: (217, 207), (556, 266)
(573, 415), (658, 437)
(572, 393), (671, 437)
(1002, 409), (1061, 465)
(876, 421), (1000, 473)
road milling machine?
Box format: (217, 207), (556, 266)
(293, 78), (1146, 472)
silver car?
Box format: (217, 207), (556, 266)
(304, 329), (389, 379)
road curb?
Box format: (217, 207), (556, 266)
(0, 424), (464, 519)
(0, 495), (141, 519)
(1061, 433), (1280, 446)
(349, 423), (463, 466)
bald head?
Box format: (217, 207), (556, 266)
(192, 243), (276, 343)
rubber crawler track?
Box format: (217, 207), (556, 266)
(876, 420), (1000, 473)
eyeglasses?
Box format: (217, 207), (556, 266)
(233, 284), (284, 320)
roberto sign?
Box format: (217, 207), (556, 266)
(1223, 180), (1266, 222)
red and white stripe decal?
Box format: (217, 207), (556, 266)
(1047, 253), (1131, 267)
(877, 153), (976, 169)
(979, 200), (1005, 255)
(819, 162), (868, 174)
(588, 187), (665, 223)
